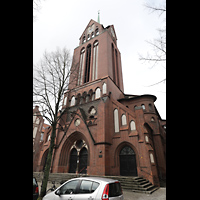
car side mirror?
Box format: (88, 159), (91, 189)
(55, 189), (61, 196)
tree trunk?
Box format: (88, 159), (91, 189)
(39, 123), (56, 198)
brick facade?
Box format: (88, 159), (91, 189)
(34, 19), (166, 186)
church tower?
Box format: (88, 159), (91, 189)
(68, 19), (124, 92)
(36, 19), (166, 188)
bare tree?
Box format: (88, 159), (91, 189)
(139, 1), (166, 86)
(33, 0), (44, 21)
(33, 47), (78, 199)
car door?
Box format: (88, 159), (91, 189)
(74, 180), (100, 200)
(54, 180), (80, 200)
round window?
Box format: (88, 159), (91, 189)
(74, 118), (80, 127)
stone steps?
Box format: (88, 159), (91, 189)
(104, 175), (159, 194)
(33, 172), (159, 194)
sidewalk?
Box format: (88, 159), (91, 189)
(123, 187), (166, 200)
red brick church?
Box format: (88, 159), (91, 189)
(34, 19), (166, 186)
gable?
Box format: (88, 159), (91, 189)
(64, 108), (96, 144)
(79, 19), (104, 41)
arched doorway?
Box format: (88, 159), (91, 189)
(69, 148), (77, 173)
(68, 140), (88, 174)
(120, 146), (138, 176)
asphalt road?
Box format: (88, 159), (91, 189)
(38, 181), (166, 200)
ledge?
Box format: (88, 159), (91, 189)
(129, 130), (138, 137)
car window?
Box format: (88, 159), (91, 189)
(60, 180), (79, 195)
(33, 177), (37, 186)
(79, 180), (100, 194)
(109, 182), (122, 197)
(91, 181), (99, 193)
(79, 180), (93, 194)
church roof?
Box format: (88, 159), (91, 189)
(118, 94), (157, 102)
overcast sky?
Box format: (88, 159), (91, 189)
(33, 0), (166, 119)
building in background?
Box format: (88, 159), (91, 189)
(35, 19), (166, 186)
(33, 106), (50, 171)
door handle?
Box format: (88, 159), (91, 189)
(88, 197), (94, 200)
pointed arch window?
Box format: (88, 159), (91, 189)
(70, 96), (76, 107)
(141, 104), (145, 110)
(130, 120), (136, 131)
(150, 153), (155, 163)
(91, 93), (95, 101)
(102, 83), (107, 94)
(151, 117), (155, 122)
(145, 135), (149, 143)
(84, 44), (91, 83)
(95, 88), (101, 99)
(82, 36), (86, 44)
(95, 27), (99, 35)
(121, 114), (127, 126)
(149, 103), (153, 111)
(114, 109), (119, 133)
(78, 48), (85, 85)
(92, 41), (99, 81)
(85, 95), (90, 103)
(47, 134), (51, 141)
(111, 43), (116, 83)
(64, 96), (67, 106)
(33, 127), (37, 139)
(115, 49), (119, 86)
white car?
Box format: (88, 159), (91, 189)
(43, 176), (124, 200)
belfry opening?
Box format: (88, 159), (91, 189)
(84, 44), (91, 83)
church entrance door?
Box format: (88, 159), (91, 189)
(68, 142), (88, 174)
(120, 146), (137, 176)
(79, 147), (88, 174)
(69, 148), (78, 173)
